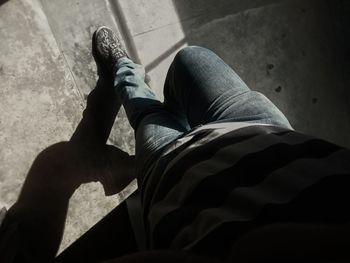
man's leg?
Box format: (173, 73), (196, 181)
(114, 58), (189, 177)
(93, 26), (188, 178)
(164, 46), (292, 129)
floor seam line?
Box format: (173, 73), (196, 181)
(38, 0), (86, 107)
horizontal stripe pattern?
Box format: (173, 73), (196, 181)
(140, 125), (289, 218)
(150, 139), (341, 248)
(139, 123), (350, 258)
(146, 127), (292, 210)
(149, 132), (314, 229)
(173, 149), (350, 249)
(188, 173), (350, 259)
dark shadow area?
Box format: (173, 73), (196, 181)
(172, 0), (282, 24)
(142, 0), (283, 72)
(55, 201), (137, 263)
(171, 0), (350, 148)
(329, 0), (350, 87)
(0, 0), (9, 6)
(0, 60), (137, 262)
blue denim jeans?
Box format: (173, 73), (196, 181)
(114, 46), (292, 176)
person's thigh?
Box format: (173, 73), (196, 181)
(163, 46), (292, 129)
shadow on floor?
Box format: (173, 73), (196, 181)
(172, 0), (282, 24)
(0, 0), (9, 6)
(0, 66), (136, 262)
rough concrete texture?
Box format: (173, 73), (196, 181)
(40, 0), (135, 153)
(0, 0), (135, 254)
(0, 0), (81, 210)
(0, 0), (349, 258)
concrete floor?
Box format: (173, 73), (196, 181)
(0, 0), (349, 255)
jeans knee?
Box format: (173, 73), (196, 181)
(174, 46), (209, 65)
